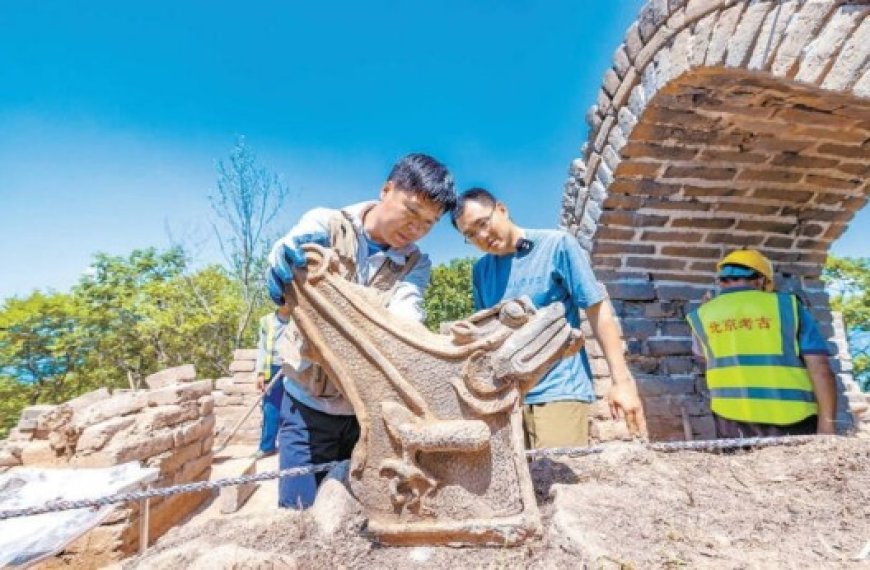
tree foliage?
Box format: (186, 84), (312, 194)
(823, 255), (869, 391)
(423, 258), (476, 332)
(0, 247), (248, 436)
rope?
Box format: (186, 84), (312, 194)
(0, 460), (342, 521)
(0, 434), (833, 520)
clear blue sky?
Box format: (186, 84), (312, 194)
(1, 1), (867, 299)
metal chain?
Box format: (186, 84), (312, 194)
(0, 434), (830, 521)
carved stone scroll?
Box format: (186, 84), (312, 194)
(284, 245), (583, 545)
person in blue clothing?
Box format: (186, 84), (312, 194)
(451, 188), (646, 447)
(265, 153), (456, 508)
(252, 305), (291, 459)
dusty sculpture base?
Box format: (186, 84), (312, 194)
(125, 437), (870, 569)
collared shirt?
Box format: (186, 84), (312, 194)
(472, 228), (605, 405)
(690, 286), (829, 358)
(268, 200), (431, 321)
(268, 200), (432, 414)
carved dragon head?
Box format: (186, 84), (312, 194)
(448, 297), (584, 414)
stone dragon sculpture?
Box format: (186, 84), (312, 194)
(284, 244), (583, 545)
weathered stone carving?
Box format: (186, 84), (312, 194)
(284, 245), (583, 545)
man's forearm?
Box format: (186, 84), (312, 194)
(804, 354), (838, 430)
(586, 300), (630, 383)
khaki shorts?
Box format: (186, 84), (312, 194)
(523, 401), (590, 449)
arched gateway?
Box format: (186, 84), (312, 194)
(560, 0), (870, 440)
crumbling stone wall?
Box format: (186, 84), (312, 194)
(212, 349), (263, 446)
(0, 366), (214, 568)
(560, 0), (870, 440)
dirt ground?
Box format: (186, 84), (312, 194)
(125, 437), (870, 569)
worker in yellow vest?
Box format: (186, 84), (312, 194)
(253, 305), (291, 459)
(687, 249), (837, 438)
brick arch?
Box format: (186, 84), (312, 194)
(561, 0), (870, 440)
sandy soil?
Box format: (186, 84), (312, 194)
(125, 437), (870, 569)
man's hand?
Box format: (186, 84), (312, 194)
(607, 377), (648, 439)
(255, 373), (266, 393)
(266, 233), (330, 305)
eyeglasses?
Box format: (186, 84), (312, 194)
(462, 205), (496, 244)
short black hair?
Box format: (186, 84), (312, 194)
(387, 153), (456, 214)
(450, 187), (497, 229)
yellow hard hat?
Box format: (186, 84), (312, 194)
(717, 249), (774, 291)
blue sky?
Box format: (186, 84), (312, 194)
(1, 1), (867, 299)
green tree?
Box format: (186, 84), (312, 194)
(423, 258), (475, 332)
(0, 291), (88, 404)
(823, 255), (869, 391)
(0, 291), (90, 436)
(0, 247), (252, 435)
(210, 137), (289, 348)
(136, 264), (248, 378)
(73, 247), (188, 390)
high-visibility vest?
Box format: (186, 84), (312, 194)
(686, 290), (817, 425)
(262, 314), (276, 381)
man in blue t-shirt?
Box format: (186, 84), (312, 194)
(451, 188), (646, 447)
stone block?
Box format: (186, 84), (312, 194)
(660, 320), (691, 337)
(661, 356), (696, 375)
(605, 281), (656, 301)
(0, 446), (22, 467)
(212, 391), (244, 407)
(216, 458), (258, 514)
(705, 4), (745, 66)
(822, 17), (870, 90)
(221, 381), (261, 396)
(655, 284), (707, 301)
(107, 431), (175, 464)
(233, 348), (258, 361)
(19, 404), (55, 424)
(621, 318), (658, 340)
(229, 359), (256, 373)
(145, 364), (197, 389)
(646, 338), (693, 356)
(146, 380), (212, 407)
(20, 440), (63, 466)
(75, 391), (149, 429)
(636, 374), (696, 398)
(725, 0), (772, 67)
(177, 452), (213, 484)
(310, 461), (363, 537)
(198, 395), (215, 416)
(139, 402), (200, 431)
(749, 0), (798, 69)
(143, 486), (213, 549)
(644, 301), (678, 318)
(146, 440), (202, 476)
(771, 0), (832, 77)
(624, 21), (643, 61)
(64, 521), (136, 558)
(5, 427), (34, 443)
(627, 257), (687, 271)
(77, 416), (136, 453)
(232, 371), (256, 384)
(173, 415), (216, 447)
